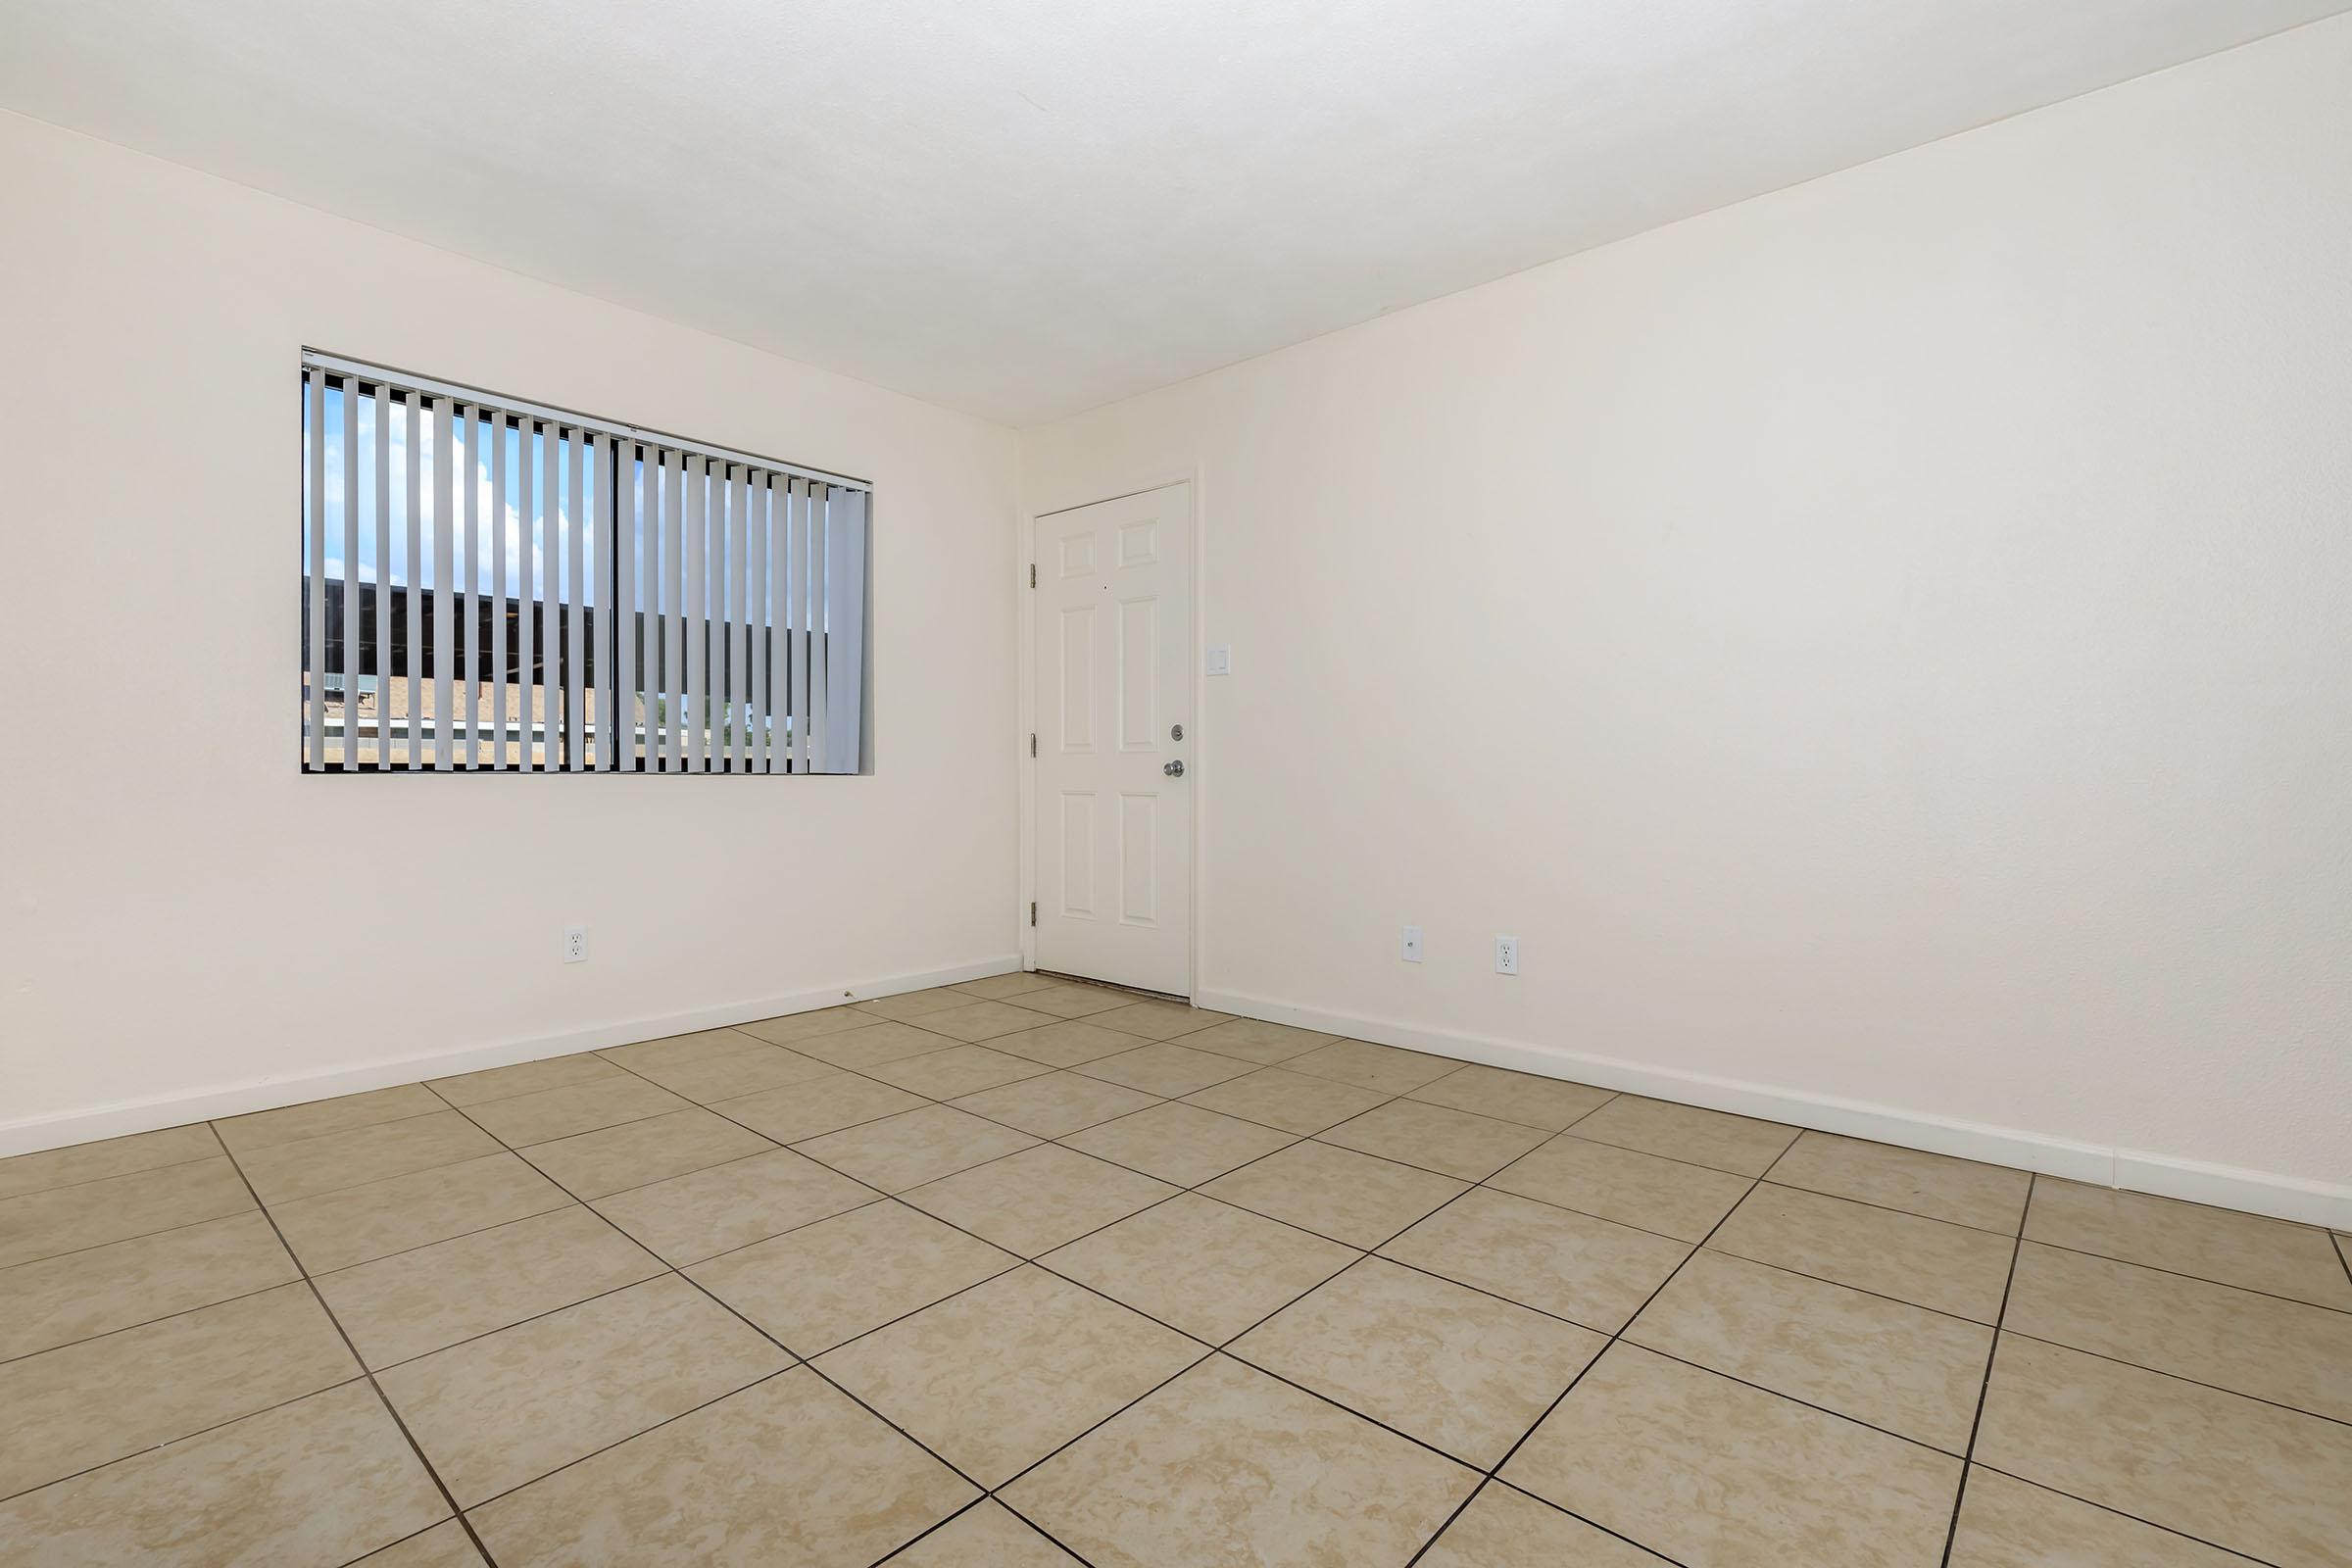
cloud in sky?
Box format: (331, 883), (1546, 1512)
(306, 388), (587, 603)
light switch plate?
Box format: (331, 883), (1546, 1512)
(1204, 644), (1232, 676)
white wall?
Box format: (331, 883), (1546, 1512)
(0, 113), (1021, 1152)
(1022, 20), (2352, 1213)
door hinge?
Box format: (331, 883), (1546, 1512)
(1029, 901), (1038, 927)
(1028, 563), (1036, 588)
(1029, 732), (1037, 758)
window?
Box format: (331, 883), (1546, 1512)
(298, 351), (868, 773)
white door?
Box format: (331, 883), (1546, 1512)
(1033, 483), (1193, 994)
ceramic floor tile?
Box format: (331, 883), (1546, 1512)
(1084, 1000), (1230, 1040)
(213, 1083), (446, 1154)
(1011, 982), (1139, 1019)
(620, 1043), (838, 1103)
(315, 1205), (663, 1368)
(596, 1027), (771, 1072)
(0, 1281), (359, 1497)
(265, 1152), (569, 1273)
(356, 1519), (488, 1566)
(0, 1123), (220, 1201)
(1504, 1343), (1962, 1568)
(0, 1155), (256, 1269)
(1059, 1101), (1299, 1186)
(890, 1499), (1083, 1565)
(688, 1200), (1017, 1355)
(816, 1265), (1202, 1486)
(2024, 1179), (2352, 1310)
(1488, 1134), (1753, 1241)
(953, 972), (1065, 1001)
(468, 1367), (974, 1568)
(912, 1000), (1063, 1043)
(1709, 1182), (2017, 1322)
(1380, 1188), (1690, 1333)
(1625, 1250), (1992, 1452)
(428, 1052), (627, 1107)
(1316, 1098), (1550, 1180)
(855, 986), (985, 1021)
(1043, 1193), (1360, 1344)
(1282, 1038), (1459, 1095)
(235, 1112), (503, 1204)
(1768, 1130), (2031, 1233)
(463, 1076), (691, 1147)
(1182, 1065), (1390, 1134)
(591, 1148), (876, 1265)
(1004, 1353), (1476, 1568)
(1566, 1096), (1799, 1177)
(1418, 1482), (1672, 1567)
(1407, 1065), (1617, 1131)
(787, 1019), (978, 1071)
(871, 1043), (1055, 1099)
(2004, 1240), (2352, 1422)
(951, 1069), (1160, 1138)
(902, 1144), (1178, 1257)
(0, 1382), (447, 1567)
(731, 1004), (879, 1048)
(378, 1273), (792, 1506)
(1180, 1017), (1338, 1065)
(713, 1069), (929, 1144)
(793, 1105), (1038, 1193)
(517, 1105), (777, 1199)
(1078, 1041), (1260, 1098)
(1201, 1139), (1468, 1248)
(985, 1019), (1153, 1068)
(1975, 1332), (2352, 1568)
(0, 1209), (297, 1361)
(1234, 1256), (1606, 1466)
(1946, 1467), (2253, 1568)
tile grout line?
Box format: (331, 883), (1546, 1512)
(17, 1019), (2329, 1564)
(1959, 1463), (2284, 1567)
(0, 1146), (229, 1202)
(1936, 1171), (2034, 1568)
(1399, 1146), (1774, 1566)
(416, 1081), (1020, 1560)
(1396, 1107), (1818, 1558)
(0, 1372), (376, 1508)
(930, 1074), (1653, 1545)
(202, 1116), (507, 1568)
(0, 1271), (302, 1371)
(414, 1072), (1060, 1563)
(392, 1032), (2352, 1560)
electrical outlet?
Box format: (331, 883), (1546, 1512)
(1494, 935), (1519, 975)
(564, 925), (589, 964)
(1400, 925), (1424, 962)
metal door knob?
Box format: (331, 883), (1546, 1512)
(1163, 760), (1185, 777)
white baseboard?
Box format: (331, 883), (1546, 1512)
(0, 956), (1026, 1160)
(1197, 987), (2352, 1233)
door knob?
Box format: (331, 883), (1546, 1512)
(1163, 760), (1185, 777)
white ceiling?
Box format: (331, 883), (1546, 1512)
(3, 1), (2341, 425)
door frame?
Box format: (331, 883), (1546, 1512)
(1018, 469), (1204, 996)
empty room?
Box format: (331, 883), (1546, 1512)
(2, 2), (2347, 1565)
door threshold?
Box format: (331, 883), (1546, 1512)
(1031, 970), (1191, 1006)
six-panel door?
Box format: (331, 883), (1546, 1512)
(1032, 483), (1194, 995)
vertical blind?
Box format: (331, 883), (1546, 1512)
(299, 352), (868, 774)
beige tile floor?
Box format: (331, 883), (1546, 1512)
(4, 973), (2349, 1567)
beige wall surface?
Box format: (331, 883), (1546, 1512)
(1, 112), (1021, 1146)
(1021, 20), (2352, 1194)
